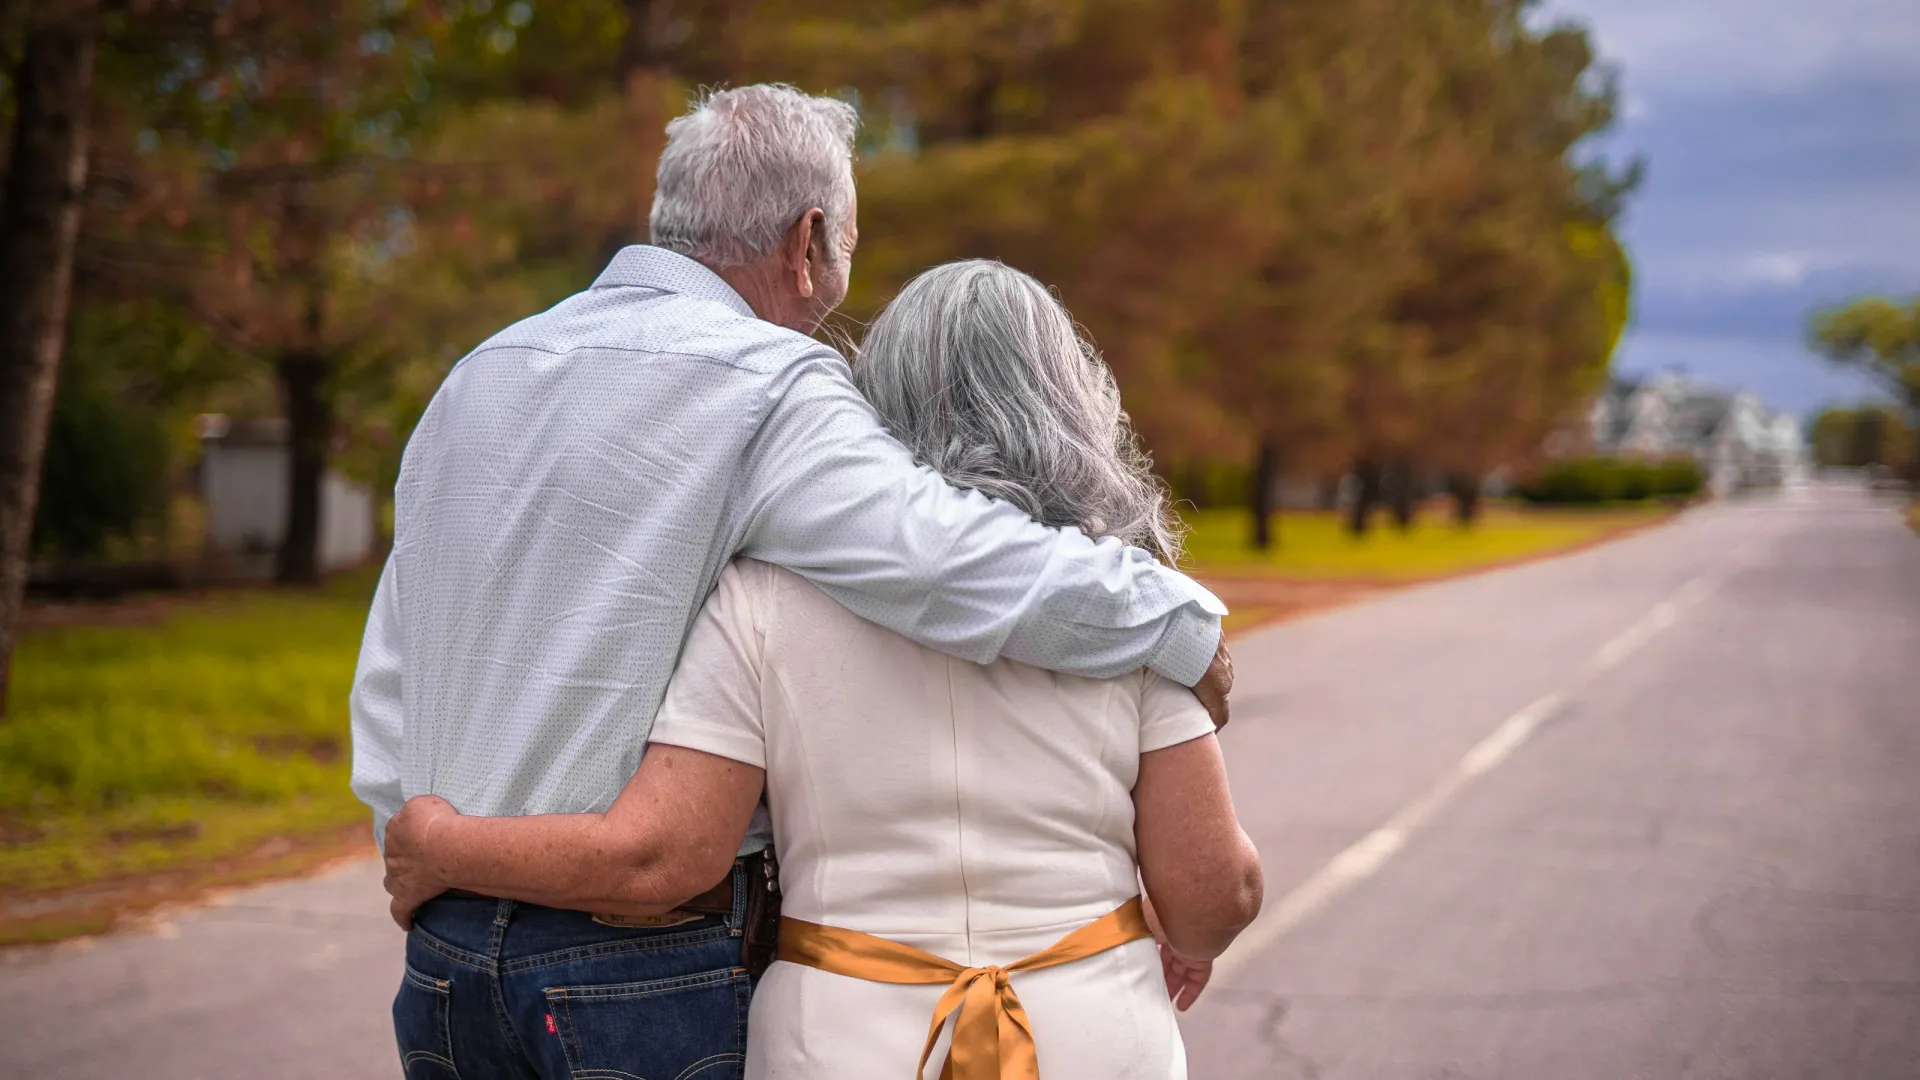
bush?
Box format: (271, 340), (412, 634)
(1652, 457), (1704, 498)
(1517, 458), (1618, 504)
(1517, 456), (1701, 505)
(31, 372), (170, 559)
(1615, 460), (1657, 501)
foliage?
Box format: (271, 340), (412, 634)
(30, 297), (250, 560)
(22, 0), (1643, 568)
(0, 572), (377, 896)
(31, 364), (169, 560)
(1652, 457), (1705, 499)
(1809, 296), (1920, 418)
(1515, 456), (1700, 504)
(1809, 404), (1917, 471)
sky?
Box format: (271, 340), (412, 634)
(1542, 0), (1920, 418)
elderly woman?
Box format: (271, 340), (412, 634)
(382, 260), (1263, 1079)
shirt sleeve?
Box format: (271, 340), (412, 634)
(348, 555), (407, 850)
(735, 353), (1227, 685)
(1139, 669), (1219, 753)
(648, 560), (769, 768)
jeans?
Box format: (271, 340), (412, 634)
(392, 862), (752, 1080)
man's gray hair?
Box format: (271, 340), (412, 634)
(854, 260), (1185, 563)
(649, 85), (858, 270)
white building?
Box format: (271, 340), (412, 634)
(1589, 374), (1809, 497)
(196, 416), (376, 575)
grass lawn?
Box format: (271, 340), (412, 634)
(1182, 502), (1673, 581)
(1, 572), (379, 940)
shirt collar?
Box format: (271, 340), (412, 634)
(591, 245), (758, 319)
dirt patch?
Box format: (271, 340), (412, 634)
(106, 821), (204, 846)
(0, 824), (376, 948)
(18, 594), (190, 632)
(253, 735), (345, 764)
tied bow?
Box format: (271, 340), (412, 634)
(777, 897), (1152, 1080)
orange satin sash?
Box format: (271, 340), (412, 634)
(775, 897), (1152, 1080)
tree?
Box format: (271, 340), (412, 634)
(0, 0), (101, 713)
(1809, 404), (1916, 474)
(1810, 297), (1920, 420)
(809, 0), (1283, 516)
(79, 0), (449, 583)
(1378, 0), (1633, 530)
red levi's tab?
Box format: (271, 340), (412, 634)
(545, 1013), (558, 1035)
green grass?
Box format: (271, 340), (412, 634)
(0, 572), (378, 897)
(1181, 503), (1673, 581)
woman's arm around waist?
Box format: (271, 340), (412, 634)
(1133, 732), (1264, 961)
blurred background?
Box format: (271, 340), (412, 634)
(1, 1), (1917, 1077)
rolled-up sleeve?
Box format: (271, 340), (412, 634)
(735, 354), (1225, 685)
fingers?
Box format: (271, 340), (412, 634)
(389, 895), (413, 931)
(1173, 973), (1205, 1011)
(1171, 956), (1213, 1011)
(1194, 643), (1233, 730)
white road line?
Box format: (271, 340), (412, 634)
(1212, 569), (1725, 984)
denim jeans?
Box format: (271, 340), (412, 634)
(393, 862), (752, 1080)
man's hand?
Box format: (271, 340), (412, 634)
(383, 794), (460, 931)
(1190, 639), (1234, 730)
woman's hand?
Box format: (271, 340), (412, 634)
(383, 794), (460, 930)
(1158, 944), (1213, 1011)
(1142, 892), (1214, 1010)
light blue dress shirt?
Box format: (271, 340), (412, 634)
(349, 247), (1225, 846)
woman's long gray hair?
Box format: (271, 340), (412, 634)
(854, 260), (1184, 563)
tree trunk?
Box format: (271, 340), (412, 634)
(1387, 457), (1418, 532)
(1250, 441), (1279, 550)
(0, 2), (100, 715)
(1346, 458), (1381, 537)
(1448, 472), (1482, 527)
(276, 352), (331, 585)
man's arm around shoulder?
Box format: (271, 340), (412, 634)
(735, 352), (1233, 723)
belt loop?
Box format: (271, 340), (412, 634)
(489, 898), (514, 961)
(729, 857), (749, 933)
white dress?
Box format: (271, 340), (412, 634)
(649, 559), (1216, 1079)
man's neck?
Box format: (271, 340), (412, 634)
(713, 259), (794, 328)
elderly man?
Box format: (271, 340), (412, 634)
(349, 84), (1231, 1080)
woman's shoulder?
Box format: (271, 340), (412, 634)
(719, 558), (882, 639)
(722, 557), (822, 606)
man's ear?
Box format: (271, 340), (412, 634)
(785, 209), (826, 300)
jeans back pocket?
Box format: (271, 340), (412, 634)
(544, 968), (749, 1080)
(394, 963), (460, 1079)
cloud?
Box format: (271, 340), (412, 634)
(1547, 0), (1920, 96)
(1616, 76), (1920, 291)
(1538, 0), (1920, 414)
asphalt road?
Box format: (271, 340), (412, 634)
(3, 482), (1916, 1080)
